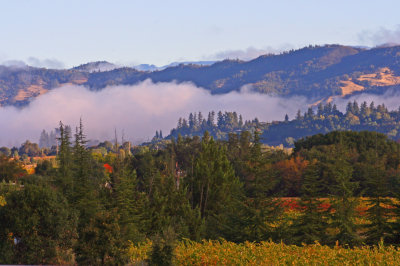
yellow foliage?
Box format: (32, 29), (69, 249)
(128, 239), (400, 265)
(127, 239), (152, 264)
(0, 195), (6, 206)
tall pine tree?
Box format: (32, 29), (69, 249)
(327, 145), (360, 246)
(290, 161), (329, 245)
(56, 121), (73, 200)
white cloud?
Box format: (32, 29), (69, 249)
(358, 25), (400, 47)
(0, 57), (64, 69)
(2, 79), (400, 147)
(0, 80), (308, 147)
(26, 57), (65, 69)
(333, 89), (400, 111)
(207, 45), (294, 61)
(1, 60), (27, 68)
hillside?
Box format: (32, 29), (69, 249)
(165, 100), (400, 147)
(2, 45), (400, 106)
(0, 66), (88, 106)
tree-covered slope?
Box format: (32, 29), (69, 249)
(165, 101), (400, 147)
(3, 45), (400, 106)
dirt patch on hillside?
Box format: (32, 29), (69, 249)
(14, 85), (48, 101)
(71, 78), (88, 84)
(358, 67), (400, 86)
(13, 77), (88, 102)
(339, 67), (400, 97)
(340, 80), (365, 96)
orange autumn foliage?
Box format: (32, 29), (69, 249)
(274, 156), (309, 196)
(103, 163), (113, 173)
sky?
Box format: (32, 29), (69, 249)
(1, 0), (400, 68)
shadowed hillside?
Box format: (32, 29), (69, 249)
(3, 45), (400, 106)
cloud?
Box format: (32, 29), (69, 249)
(26, 57), (65, 69)
(2, 80), (400, 147)
(207, 45), (294, 61)
(333, 89), (400, 112)
(1, 60), (27, 68)
(358, 25), (400, 47)
(0, 57), (64, 69)
(0, 80), (308, 147)
(77, 61), (120, 73)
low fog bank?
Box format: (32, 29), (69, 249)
(333, 89), (400, 112)
(0, 80), (308, 147)
(2, 80), (400, 148)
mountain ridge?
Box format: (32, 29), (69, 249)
(2, 44), (400, 107)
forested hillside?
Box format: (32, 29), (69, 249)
(2, 125), (400, 264)
(167, 100), (400, 146)
(3, 45), (400, 106)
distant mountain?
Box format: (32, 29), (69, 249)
(132, 64), (160, 72)
(0, 65), (88, 107)
(132, 61), (216, 71)
(2, 44), (400, 106)
(72, 61), (120, 73)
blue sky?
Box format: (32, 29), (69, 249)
(1, 0), (400, 68)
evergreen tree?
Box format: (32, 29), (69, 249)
(233, 112), (239, 127)
(327, 146), (360, 246)
(241, 131), (282, 242)
(352, 101), (360, 115)
(114, 166), (144, 242)
(72, 120), (98, 219)
(39, 129), (49, 148)
(290, 161), (329, 245)
(194, 113), (198, 128)
(0, 182), (77, 264)
(141, 170), (199, 240)
(239, 114), (243, 127)
(73, 119), (89, 178)
(182, 118), (188, 128)
(239, 131), (252, 163)
(363, 153), (393, 244)
(189, 131), (243, 240)
(332, 104), (338, 113)
(56, 121), (73, 199)
(49, 130), (57, 147)
(346, 102), (354, 115)
(198, 112), (203, 127)
(148, 227), (176, 266)
(360, 101), (369, 118)
(206, 112), (213, 127)
(317, 104), (324, 116)
(360, 134), (395, 244)
(306, 107), (314, 118)
(189, 113), (195, 129)
(296, 109), (302, 120)
(391, 165), (400, 245)
(75, 209), (127, 265)
(370, 101), (375, 110)
(324, 102), (333, 114)
(217, 111), (224, 128)
(72, 119), (105, 262)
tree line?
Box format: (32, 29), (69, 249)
(1, 124), (400, 264)
(166, 100), (400, 147)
